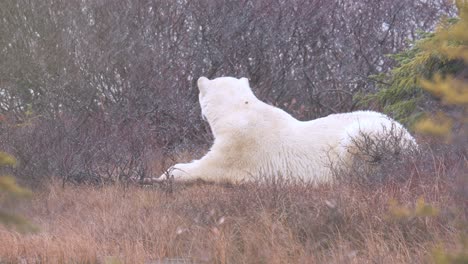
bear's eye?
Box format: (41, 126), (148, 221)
(245, 101), (248, 104)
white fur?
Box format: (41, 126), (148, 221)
(161, 76), (417, 184)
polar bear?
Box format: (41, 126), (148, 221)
(160, 76), (417, 184)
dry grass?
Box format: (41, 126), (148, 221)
(0, 147), (466, 264)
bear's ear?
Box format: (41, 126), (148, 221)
(197, 76), (209, 95)
(198, 76), (209, 88)
(240, 77), (249, 86)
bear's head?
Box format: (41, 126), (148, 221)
(197, 76), (257, 137)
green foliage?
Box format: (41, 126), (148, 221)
(362, 17), (465, 126)
(388, 197), (439, 220)
(432, 237), (468, 264)
(383, 4), (467, 262)
(419, 1), (468, 260)
(104, 256), (124, 264)
(0, 152), (16, 167)
(415, 0), (468, 138)
(0, 152), (36, 232)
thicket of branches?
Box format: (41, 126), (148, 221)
(0, 0), (454, 184)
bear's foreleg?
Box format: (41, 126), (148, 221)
(158, 162), (202, 182)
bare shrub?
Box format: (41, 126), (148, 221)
(329, 124), (420, 185)
(0, 0), (455, 185)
